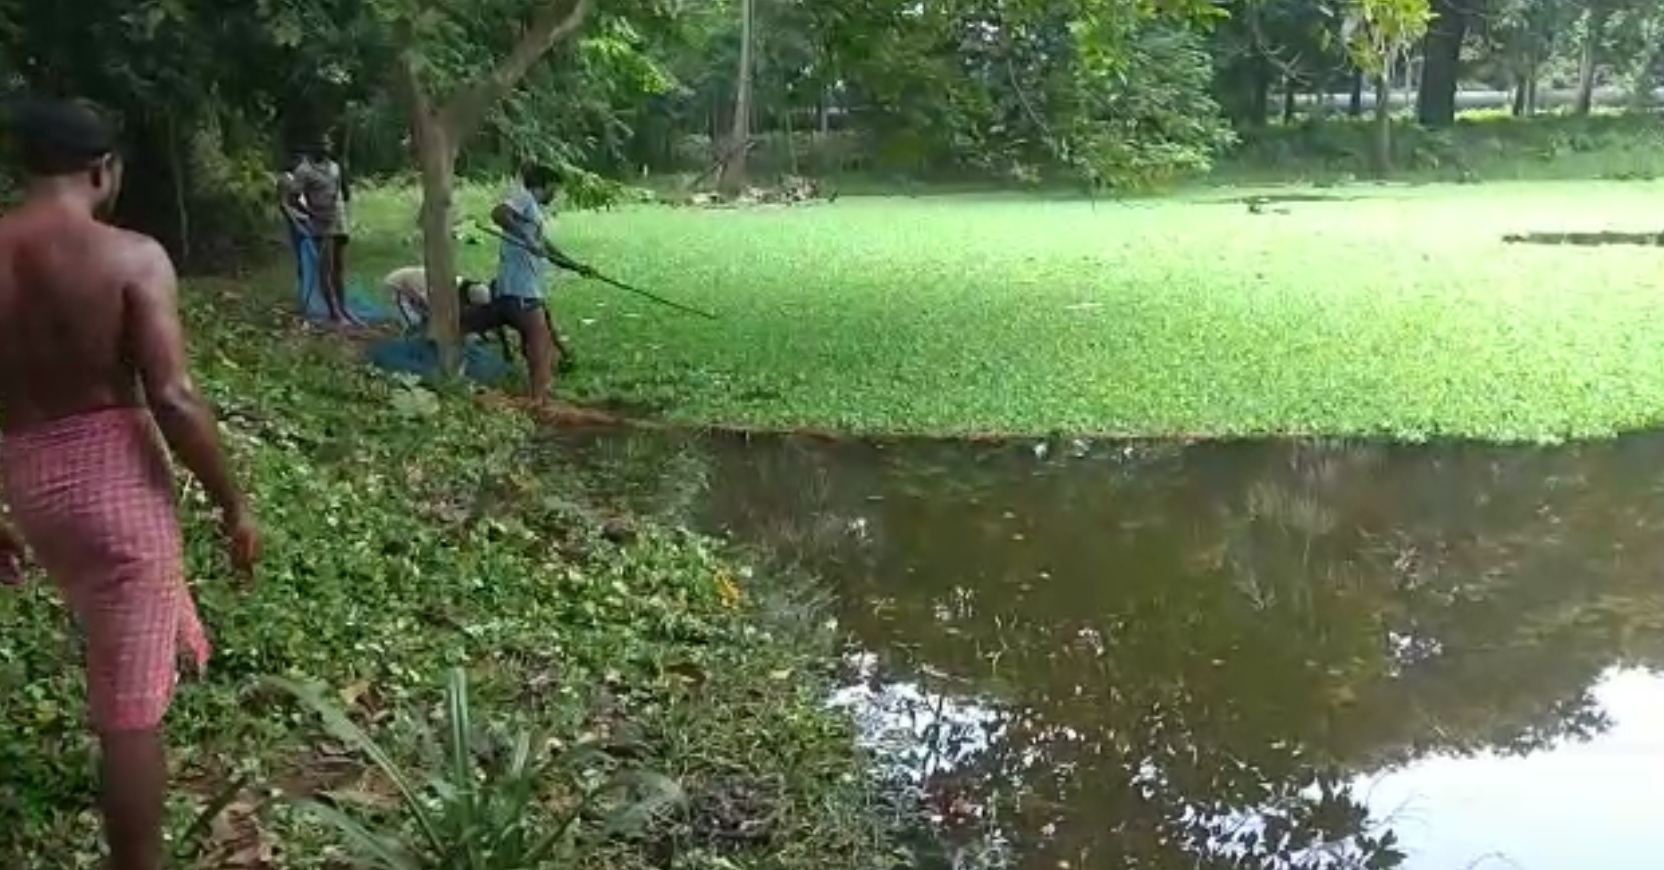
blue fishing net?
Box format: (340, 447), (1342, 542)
(364, 335), (513, 386)
(285, 217), (508, 384)
(291, 231), (395, 324)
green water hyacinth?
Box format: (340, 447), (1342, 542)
(351, 179), (1664, 442)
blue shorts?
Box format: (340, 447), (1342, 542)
(493, 295), (545, 316)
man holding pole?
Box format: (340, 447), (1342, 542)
(490, 163), (592, 402)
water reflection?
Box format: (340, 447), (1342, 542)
(1356, 667), (1664, 870)
(539, 432), (1664, 869)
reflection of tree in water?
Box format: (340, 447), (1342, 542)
(688, 434), (1664, 870)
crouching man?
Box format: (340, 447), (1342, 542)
(381, 265), (564, 367)
(382, 265), (493, 332)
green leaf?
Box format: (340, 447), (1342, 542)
(264, 676), (448, 855)
(442, 667), (485, 869)
(296, 799), (423, 870)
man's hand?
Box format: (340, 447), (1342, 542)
(223, 511), (261, 584)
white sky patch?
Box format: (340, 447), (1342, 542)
(1356, 667), (1664, 870)
(830, 653), (1663, 868)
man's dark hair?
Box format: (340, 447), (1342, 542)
(4, 98), (116, 177)
(520, 163), (560, 190)
(304, 133), (331, 160)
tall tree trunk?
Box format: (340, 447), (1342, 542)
(1575, 9), (1604, 116)
(816, 88), (832, 173)
(1511, 72), (1527, 115)
(416, 147), (461, 372)
(406, 71), (463, 376)
(1416, 0), (1467, 128)
(784, 103), (799, 175)
(1348, 68), (1365, 117)
(1281, 77), (1296, 124)
(717, 0), (756, 194)
(165, 110), (191, 268)
(109, 113), (189, 268)
(1248, 55), (1271, 127)
(1629, 50), (1660, 108)
(395, 0), (594, 376)
(1372, 69), (1392, 177)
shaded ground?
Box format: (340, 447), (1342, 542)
(349, 180), (1664, 442)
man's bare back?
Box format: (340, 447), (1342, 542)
(0, 95), (261, 870)
(0, 202), (171, 432)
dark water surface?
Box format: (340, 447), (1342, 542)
(544, 431), (1664, 870)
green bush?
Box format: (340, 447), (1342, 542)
(1220, 112), (1664, 182)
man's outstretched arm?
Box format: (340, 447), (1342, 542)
(489, 204), (590, 274)
(124, 237), (247, 524)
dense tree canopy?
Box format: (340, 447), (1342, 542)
(1, 0), (1656, 261)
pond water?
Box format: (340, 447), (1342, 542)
(546, 431), (1664, 870)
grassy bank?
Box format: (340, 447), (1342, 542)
(0, 277), (899, 867)
(355, 178), (1664, 442)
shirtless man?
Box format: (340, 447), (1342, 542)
(0, 98), (259, 870)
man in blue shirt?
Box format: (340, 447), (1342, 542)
(490, 163), (592, 401)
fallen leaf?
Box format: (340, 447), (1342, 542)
(337, 681), (370, 708)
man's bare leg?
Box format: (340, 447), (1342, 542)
(515, 305), (555, 402)
(100, 729), (166, 870)
(315, 239), (345, 324)
(544, 309), (575, 373)
(331, 237), (363, 326)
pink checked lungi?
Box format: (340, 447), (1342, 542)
(1, 407), (209, 733)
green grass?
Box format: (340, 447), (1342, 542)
(354, 178), (1664, 442)
(0, 278), (898, 867)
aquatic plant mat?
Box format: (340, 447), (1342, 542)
(354, 180), (1664, 442)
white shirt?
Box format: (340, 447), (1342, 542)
(384, 266), (429, 300)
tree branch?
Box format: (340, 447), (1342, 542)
(440, 0), (597, 141)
